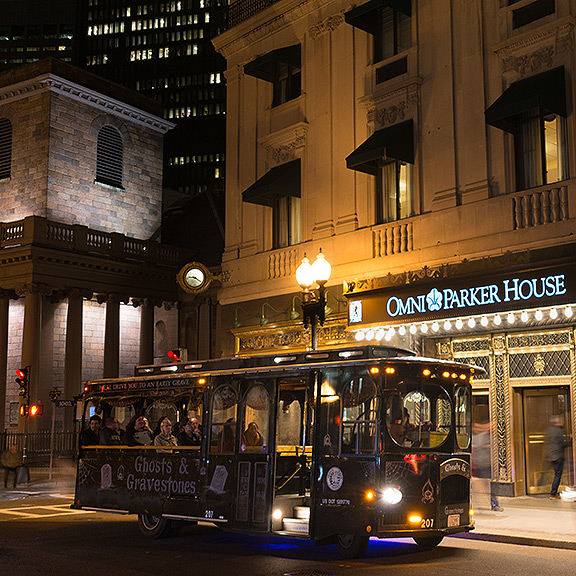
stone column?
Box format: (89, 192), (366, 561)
(139, 299), (156, 366)
(0, 293), (10, 431)
(103, 295), (120, 378)
(64, 290), (84, 430)
(20, 285), (43, 433)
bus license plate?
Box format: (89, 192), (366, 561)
(448, 514), (460, 527)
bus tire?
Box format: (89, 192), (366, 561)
(137, 513), (172, 538)
(335, 534), (370, 559)
(413, 534), (444, 549)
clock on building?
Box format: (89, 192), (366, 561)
(177, 262), (212, 294)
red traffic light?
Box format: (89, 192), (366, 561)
(16, 368), (26, 379)
(29, 403), (43, 416)
(168, 350), (180, 362)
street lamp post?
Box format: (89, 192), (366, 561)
(295, 249), (331, 350)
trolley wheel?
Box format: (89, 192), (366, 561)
(412, 534), (444, 549)
(335, 533), (370, 559)
(137, 513), (172, 538)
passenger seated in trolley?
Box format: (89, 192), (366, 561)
(154, 418), (178, 452)
(125, 415), (153, 446)
(243, 421), (263, 447)
(177, 417), (201, 446)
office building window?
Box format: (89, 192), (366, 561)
(273, 195), (301, 249)
(510, 0), (555, 29)
(376, 159), (413, 223)
(96, 125), (124, 188)
(0, 117), (12, 180)
(515, 111), (568, 190)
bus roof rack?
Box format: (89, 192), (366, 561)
(133, 345), (415, 377)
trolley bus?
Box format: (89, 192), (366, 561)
(73, 345), (481, 558)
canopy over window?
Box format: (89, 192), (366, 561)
(345, 0), (412, 35)
(346, 120), (414, 175)
(244, 45), (301, 83)
(485, 66), (567, 132)
(242, 159), (301, 207)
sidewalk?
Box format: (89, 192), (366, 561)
(1, 468), (575, 550)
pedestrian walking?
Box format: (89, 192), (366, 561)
(546, 414), (571, 499)
(1, 444), (23, 489)
(472, 422), (502, 511)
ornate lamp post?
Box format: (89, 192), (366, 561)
(295, 249), (331, 350)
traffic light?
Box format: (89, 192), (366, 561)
(29, 402), (43, 417)
(168, 350), (180, 362)
(16, 367), (29, 397)
(19, 404), (28, 417)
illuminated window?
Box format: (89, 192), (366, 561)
(376, 158), (413, 223)
(96, 125), (124, 189)
(0, 117), (12, 179)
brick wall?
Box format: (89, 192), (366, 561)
(4, 299), (24, 427)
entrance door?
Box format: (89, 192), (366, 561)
(523, 388), (573, 494)
(235, 380), (274, 530)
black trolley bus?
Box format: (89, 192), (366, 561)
(73, 345), (480, 558)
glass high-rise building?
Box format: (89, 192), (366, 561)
(76, 0), (228, 200)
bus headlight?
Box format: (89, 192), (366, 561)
(272, 509), (283, 520)
(382, 487), (403, 505)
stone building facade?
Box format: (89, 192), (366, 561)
(213, 0), (576, 497)
(0, 59), (183, 432)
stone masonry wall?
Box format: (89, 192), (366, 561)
(0, 92), (50, 221)
(47, 92), (164, 239)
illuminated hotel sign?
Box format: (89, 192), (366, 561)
(347, 265), (575, 327)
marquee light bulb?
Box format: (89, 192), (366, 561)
(507, 312), (515, 324)
(494, 314), (502, 325)
(535, 310), (543, 321)
(480, 316), (488, 327)
(550, 308), (558, 320)
(468, 318), (476, 328)
(565, 306), (573, 318)
(432, 322), (439, 332)
(455, 319), (463, 330)
(521, 311), (529, 322)
(444, 320), (451, 330)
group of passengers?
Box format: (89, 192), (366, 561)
(81, 414), (202, 449)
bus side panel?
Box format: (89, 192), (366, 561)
(75, 451), (202, 516)
(313, 457), (377, 541)
(202, 456), (236, 523)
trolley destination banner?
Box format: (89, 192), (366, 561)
(347, 263), (576, 327)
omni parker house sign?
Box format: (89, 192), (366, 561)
(347, 264), (576, 327)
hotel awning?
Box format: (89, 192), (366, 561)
(244, 45), (301, 83)
(242, 159), (301, 207)
(345, 0), (412, 35)
(485, 66), (567, 133)
(346, 120), (414, 175)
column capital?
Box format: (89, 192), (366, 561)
(15, 282), (53, 298)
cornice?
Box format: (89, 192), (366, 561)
(213, 0), (341, 60)
(0, 73), (175, 134)
(258, 122), (309, 164)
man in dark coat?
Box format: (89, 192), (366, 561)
(546, 414), (571, 499)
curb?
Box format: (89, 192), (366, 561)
(453, 531), (576, 551)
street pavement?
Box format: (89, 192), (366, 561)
(1, 463), (575, 550)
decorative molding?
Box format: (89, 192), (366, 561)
(309, 13), (345, 39)
(259, 122), (308, 164)
(0, 73), (175, 133)
(496, 18), (574, 76)
(363, 81), (420, 129)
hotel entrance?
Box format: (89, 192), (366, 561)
(523, 388), (573, 495)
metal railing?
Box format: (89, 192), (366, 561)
(1, 430), (78, 465)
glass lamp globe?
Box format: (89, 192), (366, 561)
(311, 250), (331, 284)
(296, 255), (314, 288)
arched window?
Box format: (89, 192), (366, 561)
(0, 118), (12, 180)
(96, 125), (124, 188)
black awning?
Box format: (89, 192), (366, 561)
(242, 159), (301, 207)
(485, 66), (567, 132)
(244, 45), (301, 83)
(346, 120), (414, 175)
(345, 0), (412, 35)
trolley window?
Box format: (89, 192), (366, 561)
(241, 383), (270, 452)
(342, 377), (378, 454)
(387, 384), (452, 448)
(455, 385), (471, 450)
(210, 385), (238, 453)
